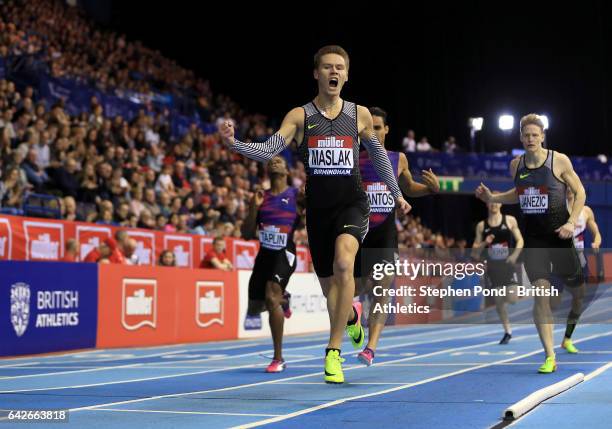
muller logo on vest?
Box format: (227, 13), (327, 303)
(308, 136), (353, 175)
(518, 186), (549, 214)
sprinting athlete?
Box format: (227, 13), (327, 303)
(354, 106), (439, 366)
(476, 113), (586, 373)
(242, 156), (299, 373)
(472, 195), (523, 344)
(567, 188), (602, 267)
(220, 45), (410, 383)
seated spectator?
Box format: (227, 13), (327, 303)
(115, 202), (131, 226)
(0, 166), (25, 213)
(200, 236), (233, 271)
(96, 207), (117, 226)
(62, 238), (79, 262)
(158, 250), (176, 267)
(164, 213), (180, 233)
(54, 158), (80, 198)
(156, 213), (168, 230)
(155, 164), (176, 197)
(21, 148), (49, 191)
(129, 186), (146, 218)
(62, 196), (81, 221)
(142, 187), (160, 217)
(78, 162), (99, 204)
(137, 208), (155, 229)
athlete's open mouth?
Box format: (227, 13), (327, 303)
(329, 78), (338, 88)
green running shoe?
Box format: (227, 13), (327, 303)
(538, 356), (557, 373)
(324, 350), (345, 384)
(562, 338), (579, 354)
(346, 302), (365, 350)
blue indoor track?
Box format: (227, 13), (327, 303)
(1, 289), (611, 428)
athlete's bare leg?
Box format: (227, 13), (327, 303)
(533, 279), (555, 357)
(495, 295), (511, 335)
(265, 281), (285, 361)
(320, 234), (360, 350)
(365, 274), (393, 351)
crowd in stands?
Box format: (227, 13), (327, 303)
(0, 0), (460, 264)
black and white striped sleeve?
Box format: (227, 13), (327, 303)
(361, 134), (402, 200)
(230, 133), (287, 162)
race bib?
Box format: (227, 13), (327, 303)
(518, 186), (549, 214)
(573, 234), (585, 249)
(259, 224), (289, 250)
(488, 242), (509, 260)
(364, 181), (395, 213)
(308, 136), (353, 176)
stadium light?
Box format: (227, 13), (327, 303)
(498, 115), (514, 131)
(468, 117), (483, 131)
(540, 115), (549, 130)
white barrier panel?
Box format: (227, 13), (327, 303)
(238, 270), (329, 339)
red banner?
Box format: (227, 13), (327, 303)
(97, 264), (239, 347)
(0, 214), (311, 271)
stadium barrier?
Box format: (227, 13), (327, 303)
(0, 214), (311, 272)
(1, 260), (98, 357)
(0, 260), (325, 358)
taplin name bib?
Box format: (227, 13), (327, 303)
(307, 136), (354, 175)
(259, 224), (290, 250)
(518, 186), (549, 214)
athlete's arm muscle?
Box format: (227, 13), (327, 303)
(398, 153), (439, 197)
(476, 158), (519, 204)
(506, 215), (524, 263)
(220, 108), (304, 162)
(585, 206), (602, 249)
(357, 106), (402, 199)
(556, 152), (586, 226)
(471, 221), (485, 259)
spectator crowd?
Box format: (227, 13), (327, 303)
(0, 0), (460, 265)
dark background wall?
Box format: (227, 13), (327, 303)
(79, 1), (612, 157)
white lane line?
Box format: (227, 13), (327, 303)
(0, 324), (502, 387)
(0, 349), (189, 380)
(66, 326), (563, 413)
(276, 382), (407, 385)
(584, 361), (612, 381)
(232, 329), (612, 429)
(384, 361), (611, 366)
(92, 409), (281, 417)
(0, 362), (40, 369)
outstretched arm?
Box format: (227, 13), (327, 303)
(220, 108), (302, 162)
(475, 158), (520, 204)
(398, 153), (439, 197)
(358, 106), (411, 214)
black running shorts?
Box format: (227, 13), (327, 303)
(306, 195), (370, 277)
(248, 247), (297, 301)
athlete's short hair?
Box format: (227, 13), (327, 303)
(520, 114), (545, 133)
(314, 45), (350, 71)
(369, 107), (388, 126)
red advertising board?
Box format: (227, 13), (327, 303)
(0, 214), (312, 271)
(96, 264), (239, 347)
